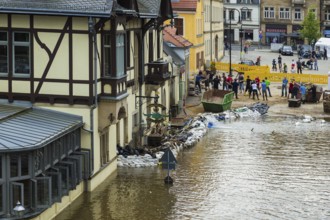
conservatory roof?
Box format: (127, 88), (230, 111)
(0, 104), (83, 153)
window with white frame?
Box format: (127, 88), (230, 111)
(325, 10), (330, 21)
(294, 8), (302, 20)
(104, 34), (111, 76)
(280, 8), (290, 19)
(0, 32), (8, 75)
(13, 32), (30, 76)
(264, 7), (275, 19)
(241, 10), (252, 21)
(116, 33), (125, 77)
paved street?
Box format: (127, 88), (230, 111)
(221, 44), (330, 75)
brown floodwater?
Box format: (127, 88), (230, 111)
(56, 116), (330, 220)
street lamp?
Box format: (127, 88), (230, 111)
(227, 8), (241, 76)
(13, 201), (25, 218)
(240, 7), (249, 60)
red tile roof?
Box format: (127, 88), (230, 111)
(171, 0), (197, 11)
(163, 26), (193, 47)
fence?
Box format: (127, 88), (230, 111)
(215, 62), (328, 84)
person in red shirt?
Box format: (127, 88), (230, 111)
(288, 80), (294, 98)
(226, 74), (233, 90)
(255, 77), (261, 95)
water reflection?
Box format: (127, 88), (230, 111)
(56, 116), (330, 220)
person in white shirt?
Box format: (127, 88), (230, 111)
(251, 80), (259, 100)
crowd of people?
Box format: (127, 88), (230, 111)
(195, 70), (319, 104)
(271, 50), (325, 74)
(195, 70), (272, 101)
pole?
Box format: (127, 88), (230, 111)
(240, 26), (243, 61)
(229, 12), (232, 76)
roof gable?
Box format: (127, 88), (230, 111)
(163, 26), (193, 48)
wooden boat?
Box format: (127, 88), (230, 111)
(201, 89), (234, 113)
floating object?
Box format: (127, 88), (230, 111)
(208, 122), (214, 128)
(302, 118), (311, 123)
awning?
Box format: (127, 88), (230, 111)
(281, 32), (300, 38)
(0, 104), (83, 153)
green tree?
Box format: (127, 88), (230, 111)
(299, 8), (321, 45)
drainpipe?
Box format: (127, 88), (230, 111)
(138, 27), (145, 147)
(88, 16), (98, 175)
(210, 0), (213, 62)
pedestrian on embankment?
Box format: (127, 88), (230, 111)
(232, 79), (239, 99)
(265, 77), (272, 97)
(261, 80), (268, 101)
(281, 77), (288, 97)
(251, 81), (259, 100)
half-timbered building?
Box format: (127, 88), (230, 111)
(0, 0), (174, 219)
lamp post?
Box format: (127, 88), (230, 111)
(13, 201), (25, 218)
(239, 7), (249, 60)
(228, 8), (241, 76)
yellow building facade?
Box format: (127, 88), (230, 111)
(172, 0), (205, 75)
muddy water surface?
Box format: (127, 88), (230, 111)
(56, 116), (330, 220)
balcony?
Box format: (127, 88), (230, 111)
(292, 0), (305, 7)
(145, 61), (171, 85)
(100, 75), (128, 101)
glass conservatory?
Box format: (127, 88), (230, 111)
(0, 104), (89, 219)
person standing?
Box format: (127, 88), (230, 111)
(272, 59), (277, 71)
(244, 75), (252, 97)
(238, 73), (244, 94)
(300, 83), (306, 104)
(244, 45), (248, 54)
(278, 55), (282, 72)
(283, 63), (288, 73)
(203, 73), (210, 91)
(309, 84), (317, 103)
(213, 75), (220, 90)
(251, 81), (259, 100)
(281, 77), (288, 97)
(265, 77), (272, 97)
(255, 77), (261, 95)
(296, 59), (302, 74)
(222, 73), (227, 90)
(288, 80), (294, 98)
(226, 74), (233, 90)
(324, 47), (328, 60)
(261, 80), (268, 101)
(232, 79), (239, 99)
(314, 58), (318, 70)
(291, 60), (295, 73)
(195, 70), (203, 93)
